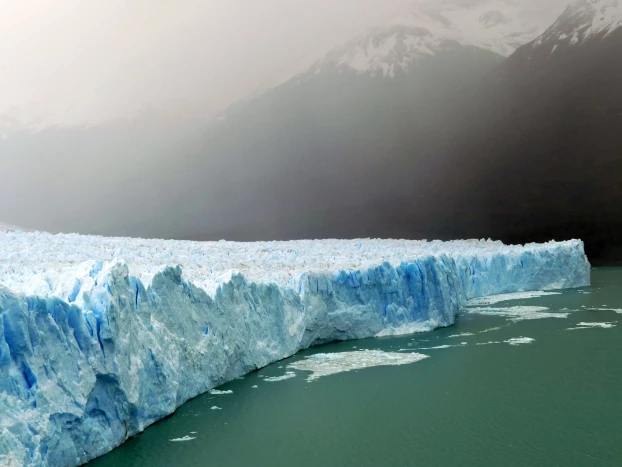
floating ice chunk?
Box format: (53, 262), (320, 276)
(466, 306), (569, 321)
(209, 389), (233, 395)
(479, 326), (503, 333)
(264, 372), (296, 382)
(566, 322), (616, 330)
(170, 436), (196, 442)
(465, 291), (561, 306)
(577, 321), (616, 328)
(475, 337), (535, 346)
(447, 332), (475, 338)
(210, 406), (222, 410)
(586, 308), (622, 313)
(375, 321), (437, 337)
(418, 342), (468, 350)
(251, 385), (258, 389)
(505, 337), (535, 346)
(288, 350), (428, 382)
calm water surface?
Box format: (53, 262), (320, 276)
(90, 268), (622, 466)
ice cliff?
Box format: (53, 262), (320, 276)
(0, 233), (590, 466)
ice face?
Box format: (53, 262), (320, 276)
(0, 232), (590, 466)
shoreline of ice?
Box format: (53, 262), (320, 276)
(0, 233), (590, 466)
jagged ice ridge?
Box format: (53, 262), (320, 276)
(0, 232), (590, 466)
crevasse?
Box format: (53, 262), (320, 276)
(0, 234), (590, 466)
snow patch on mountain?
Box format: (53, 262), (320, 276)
(310, 25), (460, 78)
(533, 0), (622, 48)
(306, 0), (553, 78)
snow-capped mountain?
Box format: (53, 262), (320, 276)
(533, 0), (622, 48)
(304, 0), (550, 78)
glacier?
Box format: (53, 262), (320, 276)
(0, 232), (590, 466)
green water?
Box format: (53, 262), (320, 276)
(90, 268), (622, 467)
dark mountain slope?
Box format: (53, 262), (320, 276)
(168, 46), (504, 241)
(431, 14), (622, 263)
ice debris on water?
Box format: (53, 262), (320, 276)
(209, 389), (233, 395)
(417, 342), (468, 350)
(288, 350), (429, 382)
(465, 291), (561, 306)
(169, 436), (196, 442)
(264, 372), (297, 382)
(566, 322), (616, 330)
(504, 337), (535, 346)
(465, 306), (570, 321)
(586, 307), (622, 313)
(476, 337), (535, 346)
(447, 332), (475, 338)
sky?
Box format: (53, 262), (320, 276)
(0, 0), (569, 130)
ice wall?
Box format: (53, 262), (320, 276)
(0, 234), (590, 466)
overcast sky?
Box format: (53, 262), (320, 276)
(0, 0), (569, 130)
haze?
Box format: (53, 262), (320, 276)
(0, 0), (572, 241)
(1, 0), (567, 130)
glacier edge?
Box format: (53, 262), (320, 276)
(0, 237), (590, 466)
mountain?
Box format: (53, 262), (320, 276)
(162, 1), (558, 243)
(426, 0), (622, 263)
(2, 2), (542, 241)
(301, 3), (536, 79)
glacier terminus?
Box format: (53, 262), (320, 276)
(0, 232), (590, 466)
